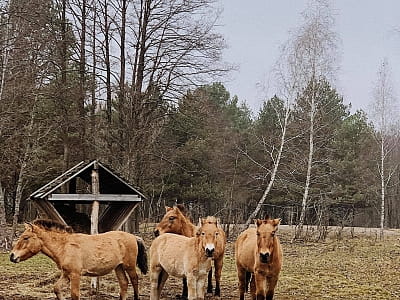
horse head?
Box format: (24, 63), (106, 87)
(197, 217), (220, 258)
(154, 205), (188, 237)
(10, 223), (43, 263)
(254, 217), (281, 264)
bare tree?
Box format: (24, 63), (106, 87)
(287, 0), (339, 236)
(370, 59), (398, 238)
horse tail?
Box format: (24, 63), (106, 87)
(136, 237), (148, 275)
(245, 271), (252, 292)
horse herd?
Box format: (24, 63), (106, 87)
(9, 205), (283, 300)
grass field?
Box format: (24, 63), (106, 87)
(1, 227), (400, 299)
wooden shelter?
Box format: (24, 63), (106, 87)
(29, 160), (145, 233)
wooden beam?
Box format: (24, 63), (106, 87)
(32, 199), (67, 225)
(99, 202), (139, 232)
(48, 194), (141, 202)
(90, 162), (100, 298)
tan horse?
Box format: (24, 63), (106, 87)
(154, 205), (226, 297)
(150, 217), (221, 300)
(235, 218), (283, 300)
(10, 219), (148, 300)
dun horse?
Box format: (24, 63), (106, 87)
(154, 205), (226, 297)
(235, 218), (283, 300)
(10, 219), (148, 300)
(150, 217), (221, 300)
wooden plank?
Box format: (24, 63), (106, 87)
(32, 199), (67, 225)
(49, 194), (142, 202)
(99, 202), (139, 232)
(90, 162), (100, 298)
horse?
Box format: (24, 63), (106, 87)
(149, 217), (221, 300)
(154, 205), (226, 298)
(10, 219), (148, 300)
(235, 218), (283, 300)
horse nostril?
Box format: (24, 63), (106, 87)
(154, 229), (160, 237)
(10, 253), (16, 263)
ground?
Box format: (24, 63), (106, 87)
(1, 225), (400, 299)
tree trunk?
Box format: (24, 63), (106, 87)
(0, 182), (6, 225)
(11, 147), (29, 239)
(380, 132), (385, 238)
(297, 78), (316, 238)
(245, 106), (290, 227)
(78, 0), (87, 161)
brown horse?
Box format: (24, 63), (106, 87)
(154, 205), (226, 297)
(235, 218), (283, 300)
(150, 217), (221, 300)
(10, 219), (148, 300)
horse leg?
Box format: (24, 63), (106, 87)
(265, 276), (278, 300)
(150, 266), (167, 300)
(254, 272), (266, 300)
(179, 277), (188, 300)
(213, 257), (223, 297)
(206, 268), (213, 294)
(115, 265), (129, 300)
(185, 274), (197, 300)
(250, 274), (256, 300)
(196, 274), (208, 300)
(69, 273), (81, 300)
(54, 272), (69, 300)
(236, 267), (247, 300)
(126, 267), (139, 300)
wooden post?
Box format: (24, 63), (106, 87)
(90, 161), (100, 298)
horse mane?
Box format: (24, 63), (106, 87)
(32, 219), (74, 233)
(203, 216), (218, 225)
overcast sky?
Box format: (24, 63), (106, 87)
(217, 0), (400, 116)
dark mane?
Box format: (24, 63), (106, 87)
(32, 219), (74, 233)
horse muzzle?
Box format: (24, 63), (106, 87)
(10, 253), (20, 263)
(205, 244), (215, 257)
(259, 252), (270, 263)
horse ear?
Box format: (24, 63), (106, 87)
(272, 218), (281, 227)
(176, 204), (185, 213)
(165, 206), (173, 212)
(24, 222), (34, 232)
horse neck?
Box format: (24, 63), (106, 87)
(35, 228), (67, 265)
(181, 219), (196, 237)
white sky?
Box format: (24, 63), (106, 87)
(217, 0), (400, 116)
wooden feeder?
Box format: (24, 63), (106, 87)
(29, 160), (146, 233)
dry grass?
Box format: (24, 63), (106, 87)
(1, 227), (400, 299)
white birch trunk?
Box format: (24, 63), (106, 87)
(245, 106), (290, 226)
(380, 127), (385, 238)
(297, 77), (317, 237)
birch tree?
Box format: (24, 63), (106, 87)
(370, 59), (398, 238)
(286, 0), (339, 237)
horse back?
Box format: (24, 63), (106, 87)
(150, 233), (208, 278)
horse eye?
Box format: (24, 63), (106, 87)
(23, 237), (29, 241)
(215, 232), (219, 236)
(256, 232), (260, 236)
(201, 232), (205, 235)
(168, 216), (176, 221)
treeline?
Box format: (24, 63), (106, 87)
(0, 0), (399, 230)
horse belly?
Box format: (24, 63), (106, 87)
(236, 232), (256, 272)
(159, 254), (185, 278)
